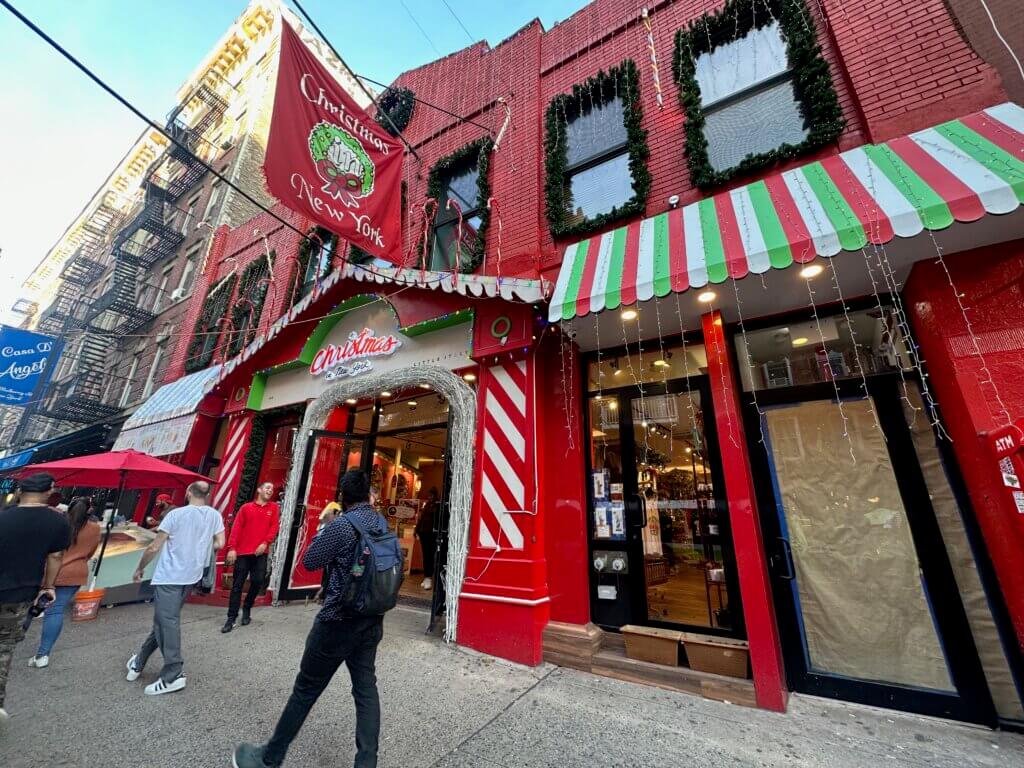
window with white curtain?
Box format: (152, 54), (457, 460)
(695, 21), (807, 173)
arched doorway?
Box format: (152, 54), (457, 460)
(269, 364), (476, 642)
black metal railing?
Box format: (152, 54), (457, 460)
(42, 371), (120, 423)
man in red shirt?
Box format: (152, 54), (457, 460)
(222, 482), (279, 633)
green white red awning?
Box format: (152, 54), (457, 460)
(549, 102), (1024, 322)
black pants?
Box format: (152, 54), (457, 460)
(417, 532), (436, 578)
(264, 616), (384, 767)
(227, 554), (267, 621)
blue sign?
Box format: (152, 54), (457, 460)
(0, 325), (63, 407)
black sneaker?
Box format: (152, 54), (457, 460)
(221, 620), (235, 634)
(233, 742), (275, 768)
(240, 611), (251, 626)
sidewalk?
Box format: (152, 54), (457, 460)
(1, 601), (1020, 767)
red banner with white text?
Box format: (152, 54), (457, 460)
(265, 21), (404, 263)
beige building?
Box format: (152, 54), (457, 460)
(5, 0), (368, 452)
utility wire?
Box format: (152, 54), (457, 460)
(355, 72), (494, 133)
(440, 0), (475, 44)
(399, 0), (441, 56)
(290, 0), (421, 161)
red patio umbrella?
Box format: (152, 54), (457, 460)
(17, 449), (215, 583)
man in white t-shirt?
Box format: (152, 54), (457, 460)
(124, 480), (225, 696)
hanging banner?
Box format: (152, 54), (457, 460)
(265, 21), (404, 263)
(0, 325), (62, 407)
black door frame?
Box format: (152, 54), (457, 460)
(278, 428), (372, 601)
(582, 369), (746, 640)
(745, 372), (997, 725)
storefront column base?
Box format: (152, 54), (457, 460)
(542, 621), (603, 671)
(457, 591), (550, 666)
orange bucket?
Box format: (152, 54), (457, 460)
(72, 589), (105, 622)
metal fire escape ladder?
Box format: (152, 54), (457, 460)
(163, 83), (228, 202)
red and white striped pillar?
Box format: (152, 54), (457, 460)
(457, 351), (550, 665)
(211, 411), (256, 525)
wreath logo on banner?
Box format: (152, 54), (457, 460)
(308, 122), (375, 208)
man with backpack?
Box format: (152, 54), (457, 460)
(233, 469), (402, 768)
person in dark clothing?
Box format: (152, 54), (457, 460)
(414, 488), (439, 591)
(234, 469), (386, 768)
(0, 473), (71, 720)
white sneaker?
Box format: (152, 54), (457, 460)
(0, 707), (8, 721)
(27, 655), (49, 668)
(126, 654), (141, 682)
(421, 578), (433, 590)
(144, 676), (186, 696)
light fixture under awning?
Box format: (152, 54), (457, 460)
(549, 102), (1024, 322)
(113, 365), (222, 457)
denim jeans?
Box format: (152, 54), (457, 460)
(264, 616), (384, 767)
(37, 585), (80, 657)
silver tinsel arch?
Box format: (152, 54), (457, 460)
(269, 364), (477, 643)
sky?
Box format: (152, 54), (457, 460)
(0, 0), (589, 318)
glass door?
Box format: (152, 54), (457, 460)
(588, 377), (742, 637)
(757, 377), (996, 724)
(279, 430), (370, 600)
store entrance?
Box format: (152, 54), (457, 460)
(279, 388), (452, 621)
(585, 341), (744, 639)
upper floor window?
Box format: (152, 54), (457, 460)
(297, 227), (336, 299)
(175, 245), (202, 300)
(426, 139), (491, 273)
(674, 0), (843, 188)
(545, 59), (650, 239)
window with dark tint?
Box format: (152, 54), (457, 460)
(431, 161), (483, 271)
(301, 234), (336, 297)
(695, 21), (807, 173)
(564, 96), (633, 225)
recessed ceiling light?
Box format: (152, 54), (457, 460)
(685, 447), (692, 454)
(609, 401), (618, 410)
(592, 429), (606, 437)
(653, 359), (669, 367)
(463, 373), (477, 382)
(792, 337), (809, 347)
(408, 401), (418, 407)
(380, 391), (392, 397)
(345, 398), (357, 405)
(419, 383), (431, 389)
(799, 264), (824, 279)
(621, 309), (638, 321)
(697, 290), (716, 303)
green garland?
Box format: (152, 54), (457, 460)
(424, 138), (493, 273)
(231, 402), (308, 517)
(229, 255), (273, 356)
(544, 59), (651, 240)
(376, 87), (416, 136)
(184, 272), (238, 373)
(290, 226), (337, 301)
(672, 0), (844, 189)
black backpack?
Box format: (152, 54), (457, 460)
(339, 514), (404, 615)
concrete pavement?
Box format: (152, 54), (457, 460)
(0, 601), (1020, 767)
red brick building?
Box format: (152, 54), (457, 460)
(121, 0), (1024, 727)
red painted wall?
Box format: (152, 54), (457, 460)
(905, 240), (1024, 650)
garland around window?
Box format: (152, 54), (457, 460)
(544, 59), (651, 239)
(376, 87), (416, 136)
(228, 255), (273, 356)
(184, 272), (238, 373)
(425, 137), (494, 274)
(672, 0), (844, 189)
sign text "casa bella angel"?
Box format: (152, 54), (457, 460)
(309, 328), (402, 380)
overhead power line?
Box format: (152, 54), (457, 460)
(440, 0), (476, 45)
(399, 0), (441, 56)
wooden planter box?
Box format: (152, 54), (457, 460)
(621, 625), (682, 666)
(681, 632), (750, 678)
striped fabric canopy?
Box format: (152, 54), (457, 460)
(549, 102), (1024, 322)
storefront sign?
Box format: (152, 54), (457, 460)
(309, 327), (401, 380)
(0, 326), (62, 407)
(264, 21), (403, 262)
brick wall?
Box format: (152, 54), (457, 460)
(945, 0), (1024, 104)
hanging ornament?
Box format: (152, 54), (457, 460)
(640, 8), (664, 110)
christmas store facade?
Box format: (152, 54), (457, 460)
(109, 0), (1024, 727)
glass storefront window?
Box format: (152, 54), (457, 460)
(587, 341), (708, 391)
(734, 307), (912, 391)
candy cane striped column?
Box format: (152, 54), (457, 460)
(212, 412), (254, 518)
(459, 353), (550, 666)
(476, 359), (529, 549)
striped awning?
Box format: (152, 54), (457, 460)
(549, 102), (1024, 322)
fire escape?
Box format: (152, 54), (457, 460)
(30, 84), (228, 434)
